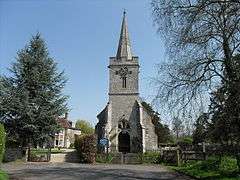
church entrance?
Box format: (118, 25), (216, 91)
(118, 131), (130, 153)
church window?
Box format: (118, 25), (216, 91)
(118, 119), (130, 129)
(122, 77), (127, 88)
(116, 66), (130, 88)
(146, 128), (149, 135)
(118, 124), (122, 129)
(122, 121), (125, 128)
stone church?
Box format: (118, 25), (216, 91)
(95, 11), (158, 153)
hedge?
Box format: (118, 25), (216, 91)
(74, 134), (97, 163)
(0, 124), (5, 163)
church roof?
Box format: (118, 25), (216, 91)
(96, 103), (109, 125)
(116, 10), (133, 60)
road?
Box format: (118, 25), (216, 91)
(2, 162), (194, 180)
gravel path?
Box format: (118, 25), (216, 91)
(2, 162), (194, 180)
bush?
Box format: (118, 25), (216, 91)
(0, 169), (8, 180)
(69, 143), (74, 149)
(74, 134), (97, 163)
(96, 153), (114, 163)
(139, 151), (161, 164)
(0, 124), (6, 163)
(219, 156), (238, 176)
(177, 137), (193, 146)
(198, 156), (220, 171)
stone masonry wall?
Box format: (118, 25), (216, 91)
(108, 95), (140, 153)
(142, 109), (158, 151)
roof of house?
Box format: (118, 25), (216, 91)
(57, 117), (72, 129)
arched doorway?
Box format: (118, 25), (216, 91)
(118, 131), (130, 153)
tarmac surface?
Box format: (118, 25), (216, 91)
(2, 162), (194, 180)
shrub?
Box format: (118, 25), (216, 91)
(96, 153), (114, 163)
(74, 134), (97, 163)
(198, 156), (220, 171)
(219, 156), (238, 176)
(0, 124), (6, 163)
(177, 137), (193, 146)
(69, 143), (74, 149)
(139, 151), (161, 164)
(0, 169), (8, 180)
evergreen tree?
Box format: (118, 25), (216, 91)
(192, 113), (208, 144)
(208, 54), (240, 170)
(0, 33), (68, 147)
(208, 54), (240, 146)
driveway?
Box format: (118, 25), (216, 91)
(2, 162), (194, 180)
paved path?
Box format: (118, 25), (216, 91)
(3, 162), (194, 180)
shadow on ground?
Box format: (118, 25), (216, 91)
(5, 163), (193, 180)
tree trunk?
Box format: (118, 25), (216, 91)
(222, 38), (234, 81)
(27, 138), (31, 162)
(27, 143), (31, 162)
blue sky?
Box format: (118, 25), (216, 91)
(0, 0), (166, 126)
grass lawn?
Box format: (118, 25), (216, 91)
(31, 148), (64, 155)
(169, 156), (240, 180)
(0, 169), (8, 180)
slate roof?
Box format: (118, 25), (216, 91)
(57, 117), (72, 129)
(116, 10), (133, 60)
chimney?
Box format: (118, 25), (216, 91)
(64, 112), (68, 119)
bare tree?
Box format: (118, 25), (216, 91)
(172, 117), (184, 139)
(151, 0), (240, 115)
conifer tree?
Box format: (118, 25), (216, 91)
(0, 33), (68, 147)
(192, 113), (208, 144)
(208, 54), (240, 170)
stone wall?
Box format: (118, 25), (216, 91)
(142, 109), (158, 151)
(108, 95), (140, 153)
(102, 153), (142, 164)
(109, 57), (139, 95)
(50, 151), (80, 163)
(4, 148), (25, 162)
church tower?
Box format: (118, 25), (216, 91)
(96, 11), (158, 154)
(109, 11), (139, 97)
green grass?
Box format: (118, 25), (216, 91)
(169, 156), (240, 180)
(31, 148), (64, 155)
(96, 153), (114, 163)
(0, 169), (8, 180)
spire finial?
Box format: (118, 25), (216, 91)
(116, 10), (132, 60)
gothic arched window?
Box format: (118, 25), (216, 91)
(122, 77), (127, 88)
(116, 66), (130, 89)
(118, 119), (130, 130)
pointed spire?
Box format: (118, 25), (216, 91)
(116, 10), (132, 60)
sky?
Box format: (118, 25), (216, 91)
(0, 0), (166, 126)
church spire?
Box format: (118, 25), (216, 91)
(116, 10), (132, 60)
